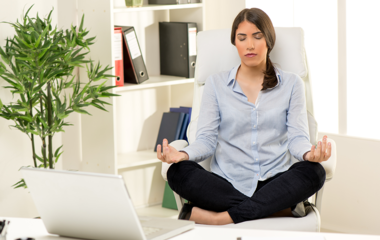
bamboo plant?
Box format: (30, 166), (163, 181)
(0, 6), (118, 188)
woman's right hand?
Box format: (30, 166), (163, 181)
(157, 138), (189, 164)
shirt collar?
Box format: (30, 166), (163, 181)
(227, 64), (282, 89)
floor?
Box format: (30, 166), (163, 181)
(136, 204), (344, 233)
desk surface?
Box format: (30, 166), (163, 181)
(2, 217), (380, 240)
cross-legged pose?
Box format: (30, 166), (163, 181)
(157, 8), (331, 225)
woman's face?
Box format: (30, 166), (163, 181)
(235, 20), (268, 69)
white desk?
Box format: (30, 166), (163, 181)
(2, 217), (380, 240)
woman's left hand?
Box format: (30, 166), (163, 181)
(303, 135), (331, 162)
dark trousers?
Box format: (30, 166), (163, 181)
(167, 160), (326, 223)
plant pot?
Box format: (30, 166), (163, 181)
(125, 0), (143, 7)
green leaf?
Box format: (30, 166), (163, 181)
(90, 102), (107, 111)
(32, 82), (45, 95)
(49, 27), (57, 36)
(35, 23), (49, 48)
(38, 116), (48, 129)
(24, 5), (34, 20)
(26, 128), (40, 136)
(38, 47), (49, 59)
(79, 14), (85, 32)
(14, 35), (33, 49)
(0, 47), (10, 65)
(18, 115), (33, 122)
(86, 36), (96, 44)
(47, 8), (54, 22)
(93, 99), (112, 106)
(96, 80), (108, 92)
(73, 107), (91, 115)
(99, 92), (119, 97)
(35, 154), (44, 163)
(55, 151), (63, 163)
(0, 98), (3, 110)
(54, 145), (63, 157)
(12, 178), (27, 189)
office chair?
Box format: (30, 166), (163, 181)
(161, 28), (337, 232)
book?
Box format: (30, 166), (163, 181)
(170, 107), (192, 142)
(180, 106), (192, 122)
(154, 112), (185, 152)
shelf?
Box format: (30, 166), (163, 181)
(114, 75), (194, 93)
(113, 3), (203, 13)
(118, 150), (161, 170)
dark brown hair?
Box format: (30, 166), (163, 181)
(231, 8), (277, 90)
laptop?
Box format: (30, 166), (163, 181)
(21, 167), (194, 240)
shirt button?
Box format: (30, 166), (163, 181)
(253, 125), (256, 128)
(256, 158), (258, 161)
(253, 141), (256, 144)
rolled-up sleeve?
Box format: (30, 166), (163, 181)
(286, 76), (312, 161)
(181, 77), (220, 162)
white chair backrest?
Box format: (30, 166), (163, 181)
(188, 27), (318, 149)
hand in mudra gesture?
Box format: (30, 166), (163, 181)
(156, 138), (189, 164)
(304, 135), (332, 162)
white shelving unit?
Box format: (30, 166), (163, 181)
(115, 75), (194, 93)
(113, 3), (203, 13)
(61, 0), (204, 209)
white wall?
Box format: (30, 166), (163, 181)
(0, 0), (61, 217)
(203, 0), (246, 30)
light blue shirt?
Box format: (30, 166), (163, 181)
(182, 64), (312, 197)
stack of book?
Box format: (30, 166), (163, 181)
(154, 106), (192, 151)
(155, 107), (192, 210)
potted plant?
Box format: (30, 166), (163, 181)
(0, 5), (118, 188)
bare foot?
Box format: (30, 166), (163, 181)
(189, 207), (233, 225)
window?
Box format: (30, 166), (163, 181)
(346, 0), (380, 139)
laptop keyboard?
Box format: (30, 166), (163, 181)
(142, 226), (161, 236)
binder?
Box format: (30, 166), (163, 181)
(154, 112), (185, 152)
(115, 25), (149, 84)
(159, 22), (197, 78)
(113, 27), (124, 87)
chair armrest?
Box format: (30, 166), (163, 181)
(319, 137), (337, 181)
(161, 140), (189, 181)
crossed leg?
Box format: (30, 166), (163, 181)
(167, 160), (326, 224)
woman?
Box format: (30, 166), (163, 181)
(156, 8), (331, 225)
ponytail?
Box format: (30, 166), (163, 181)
(261, 54), (277, 90)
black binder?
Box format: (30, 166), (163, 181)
(115, 25), (149, 84)
(159, 22), (197, 78)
